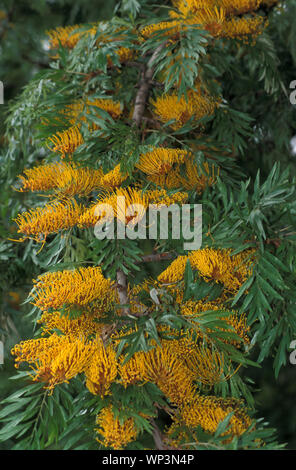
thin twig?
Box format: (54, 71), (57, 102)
(116, 268), (130, 315)
(151, 418), (166, 450)
(140, 251), (175, 263)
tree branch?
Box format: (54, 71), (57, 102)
(116, 43), (167, 313)
(116, 268), (130, 315)
(151, 418), (166, 450)
(140, 251), (175, 263)
(132, 42), (166, 126)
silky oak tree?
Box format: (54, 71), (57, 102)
(1, 0), (296, 450)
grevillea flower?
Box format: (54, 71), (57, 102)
(13, 199), (83, 242)
(31, 266), (116, 312)
(189, 248), (255, 292)
(84, 339), (118, 397)
(219, 16), (266, 40)
(48, 126), (84, 157)
(158, 248), (255, 292)
(140, 19), (183, 40)
(151, 89), (218, 130)
(64, 98), (122, 127)
(184, 345), (226, 386)
(180, 300), (250, 345)
(172, 0), (263, 18)
(47, 24), (86, 49)
(48, 98), (122, 157)
(158, 254), (189, 284)
(146, 158), (218, 194)
(39, 311), (105, 338)
(111, 46), (134, 64)
(78, 187), (149, 228)
(118, 352), (147, 387)
(175, 160), (218, 193)
(47, 24), (135, 66)
(100, 164), (128, 191)
(15, 161), (103, 197)
(15, 162), (66, 193)
(146, 189), (189, 207)
(11, 333), (93, 391)
(180, 395), (252, 437)
(95, 405), (139, 449)
(142, 343), (197, 406)
(136, 147), (189, 176)
(146, 1), (267, 42)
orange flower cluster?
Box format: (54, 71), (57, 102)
(143, 0), (267, 41)
(152, 89), (219, 130)
(16, 161), (104, 197)
(14, 200), (83, 242)
(31, 266), (116, 312)
(11, 334), (118, 394)
(47, 23), (135, 66)
(158, 247), (255, 292)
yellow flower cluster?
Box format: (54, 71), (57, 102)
(158, 248), (255, 292)
(85, 339), (118, 396)
(119, 352), (147, 387)
(47, 24), (85, 49)
(11, 333), (118, 395)
(16, 161), (103, 197)
(48, 126), (84, 157)
(150, 159), (217, 193)
(173, 0), (262, 17)
(136, 147), (189, 176)
(48, 98), (122, 157)
(180, 300), (250, 346)
(166, 393), (253, 447)
(136, 147), (217, 193)
(31, 266), (116, 313)
(221, 16), (266, 40)
(95, 406), (139, 450)
(13, 199), (83, 242)
(16, 161), (129, 198)
(180, 395), (252, 436)
(39, 311), (104, 337)
(146, 189), (189, 207)
(64, 98), (122, 127)
(143, 344), (197, 406)
(184, 344), (226, 386)
(11, 334), (93, 390)
(118, 342), (197, 406)
(78, 186), (189, 231)
(78, 187), (149, 228)
(143, 0), (267, 41)
(100, 164), (128, 191)
(47, 24), (134, 66)
(140, 19), (184, 40)
(189, 247), (255, 291)
(152, 89), (218, 130)
(158, 254), (189, 284)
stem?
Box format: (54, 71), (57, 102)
(140, 251), (175, 263)
(116, 43), (166, 312)
(132, 42), (166, 126)
(116, 268), (130, 315)
(151, 418), (166, 450)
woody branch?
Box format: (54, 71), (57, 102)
(116, 42), (167, 313)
